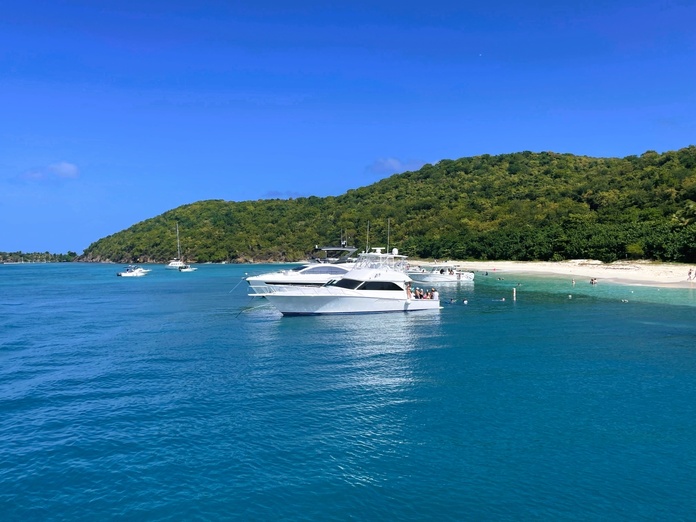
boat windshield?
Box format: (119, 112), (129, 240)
(327, 278), (362, 289)
(310, 245), (358, 263)
(354, 254), (408, 271)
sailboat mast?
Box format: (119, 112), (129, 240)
(176, 223), (181, 259)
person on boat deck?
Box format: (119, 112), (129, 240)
(406, 282), (412, 299)
(431, 288), (439, 300)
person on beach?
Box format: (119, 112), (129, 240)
(688, 269), (693, 281)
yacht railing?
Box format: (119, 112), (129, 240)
(354, 249), (409, 272)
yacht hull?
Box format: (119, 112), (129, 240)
(261, 287), (440, 316)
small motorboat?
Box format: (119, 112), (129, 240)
(117, 265), (150, 277)
(408, 265), (474, 283)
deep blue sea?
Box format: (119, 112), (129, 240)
(2, 263), (696, 521)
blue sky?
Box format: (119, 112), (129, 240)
(1, 0), (694, 253)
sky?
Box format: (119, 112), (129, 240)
(1, 0), (695, 254)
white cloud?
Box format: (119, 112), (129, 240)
(48, 162), (79, 179)
(367, 157), (425, 176)
(262, 189), (305, 199)
(16, 162), (80, 183)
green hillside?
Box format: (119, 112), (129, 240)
(81, 147), (696, 264)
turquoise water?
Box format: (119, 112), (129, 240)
(1, 263), (696, 520)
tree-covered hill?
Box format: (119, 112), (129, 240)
(81, 146), (696, 264)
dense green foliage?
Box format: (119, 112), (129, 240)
(81, 147), (696, 264)
(0, 251), (78, 263)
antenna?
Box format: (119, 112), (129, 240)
(387, 218), (391, 253)
(366, 221), (370, 253)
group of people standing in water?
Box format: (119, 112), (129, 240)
(406, 282), (438, 300)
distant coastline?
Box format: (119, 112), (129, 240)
(4, 254), (696, 289)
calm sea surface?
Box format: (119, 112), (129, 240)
(2, 263), (696, 521)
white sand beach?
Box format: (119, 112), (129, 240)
(414, 259), (696, 289)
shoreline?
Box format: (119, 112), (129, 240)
(411, 259), (696, 289)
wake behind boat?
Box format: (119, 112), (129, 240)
(256, 248), (440, 316)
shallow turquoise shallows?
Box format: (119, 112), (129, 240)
(2, 263), (696, 520)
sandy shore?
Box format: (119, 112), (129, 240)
(413, 259), (696, 289)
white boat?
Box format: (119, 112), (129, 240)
(166, 258), (186, 270)
(257, 248), (441, 316)
(245, 245), (357, 294)
(408, 265), (474, 283)
(117, 265), (150, 277)
(167, 223), (197, 272)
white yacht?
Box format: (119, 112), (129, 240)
(408, 264), (474, 283)
(256, 248), (441, 316)
(166, 258), (186, 270)
(245, 245), (357, 294)
(117, 265), (150, 277)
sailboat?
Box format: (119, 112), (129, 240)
(166, 223), (197, 271)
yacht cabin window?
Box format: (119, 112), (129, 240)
(359, 281), (403, 291)
(303, 265), (350, 275)
(327, 279), (403, 291)
(328, 278), (362, 289)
